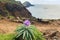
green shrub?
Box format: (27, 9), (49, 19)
(0, 33), (15, 40)
(8, 16), (15, 19)
(0, 0), (15, 3)
(0, 0), (20, 4)
(0, 15), (3, 19)
(15, 25), (45, 40)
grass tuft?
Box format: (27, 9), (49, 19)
(0, 33), (16, 40)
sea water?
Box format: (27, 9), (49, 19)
(27, 4), (60, 19)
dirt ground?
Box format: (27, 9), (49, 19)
(0, 19), (60, 33)
(0, 19), (20, 33)
(34, 22), (60, 32)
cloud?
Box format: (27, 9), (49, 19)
(40, 0), (60, 4)
(16, 0), (60, 4)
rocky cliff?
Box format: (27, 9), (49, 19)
(0, 1), (32, 20)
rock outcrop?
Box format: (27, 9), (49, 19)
(43, 29), (60, 40)
(23, 1), (34, 7)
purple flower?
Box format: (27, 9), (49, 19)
(23, 20), (31, 26)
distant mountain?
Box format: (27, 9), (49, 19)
(23, 1), (34, 7)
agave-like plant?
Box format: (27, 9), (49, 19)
(15, 20), (45, 40)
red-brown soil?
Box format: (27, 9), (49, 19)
(34, 22), (60, 32)
(0, 19), (20, 33)
(0, 19), (60, 33)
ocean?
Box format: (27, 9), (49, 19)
(27, 4), (60, 19)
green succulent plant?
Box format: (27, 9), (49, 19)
(15, 25), (45, 40)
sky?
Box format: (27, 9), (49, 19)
(16, 0), (60, 4)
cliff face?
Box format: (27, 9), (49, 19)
(0, 1), (32, 19)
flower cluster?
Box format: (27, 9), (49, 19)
(23, 20), (31, 26)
